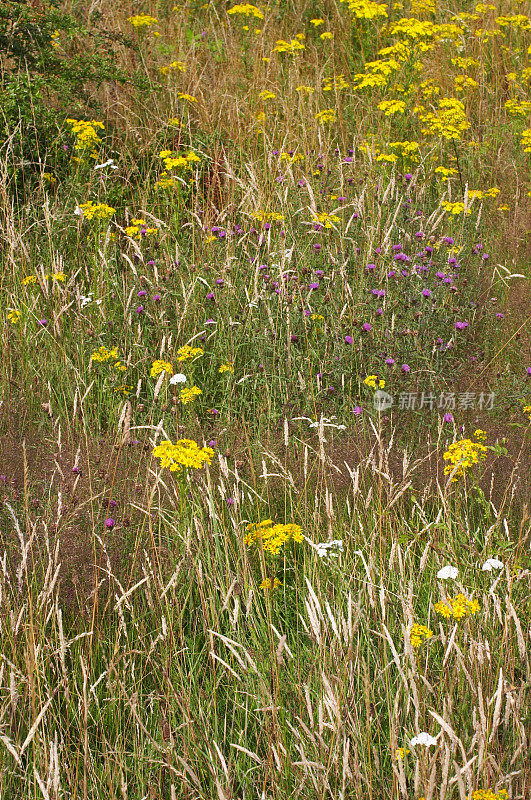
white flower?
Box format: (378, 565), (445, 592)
(409, 732), (438, 747)
(437, 565), (458, 580)
(94, 159), (117, 170)
(316, 540), (344, 557)
(482, 557), (504, 572)
(169, 373), (187, 385)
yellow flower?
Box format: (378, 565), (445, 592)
(245, 519), (303, 555)
(90, 346), (119, 363)
(315, 109), (336, 125)
(441, 201), (470, 215)
(66, 119), (104, 151)
(227, 3), (264, 19)
(258, 90), (276, 100)
(219, 363), (234, 374)
(272, 39), (305, 53)
(443, 434), (488, 478)
(151, 360), (173, 378)
(395, 747), (411, 759)
(320, 31), (333, 39)
(310, 18), (324, 26)
(180, 386), (202, 404)
(79, 201), (116, 221)
(409, 624), (433, 648)
(22, 275), (38, 285)
(434, 594), (480, 619)
(178, 93), (197, 102)
(153, 439), (213, 471)
(340, 0), (388, 20)
(260, 577), (281, 590)
(7, 308), (21, 323)
(363, 375), (385, 389)
(176, 345), (204, 362)
(127, 14), (158, 27)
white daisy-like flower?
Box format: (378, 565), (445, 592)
(410, 732), (438, 747)
(437, 565), (459, 580)
(482, 557), (504, 572)
(169, 373), (187, 385)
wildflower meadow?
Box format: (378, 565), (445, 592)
(0, 0), (530, 797)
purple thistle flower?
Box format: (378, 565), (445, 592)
(421, 288), (432, 298)
(344, 335), (354, 344)
(206, 292), (215, 300)
(443, 413), (453, 423)
(135, 306), (144, 314)
(353, 406), (362, 415)
(455, 321), (468, 330)
(385, 358), (395, 366)
(105, 518), (115, 529)
(362, 323), (372, 332)
(401, 364), (410, 373)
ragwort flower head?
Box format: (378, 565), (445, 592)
(176, 345), (204, 362)
(151, 360), (173, 378)
(245, 519), (304, 555)
(227, 3), (264, 19)
(434, 593), (480, 619)
(127, 14), (158, 27)
(443, 430), (488, 478)
(153, 439), (213, 472)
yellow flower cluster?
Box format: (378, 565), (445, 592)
(178, 93), (197, 103)
(395, 747), (410, 759)
(219, 363), (234, 373)
(416, 98), (470, 140)
(90, 346), (125, 370)
(378, 99), (406, 115)
(153, 439), (214, 471)
(180, 386), (202, 404)
(504, 99), (531, 116)
(227, 3), (264, 19)
(312, 212), (341, 228)
(364, 375), (385, 389)
(66, 119), (104, 150)
(244, 519), (304, 555)
(470, 791), (508, 800)
(409, 623), (433, 647)
(454, 75), (479, 92)
(176, 345), (204, 362)
(443, 431), (488, 477)
(79, 202), (116, 221)
(159, 150), (201, 170)
(315, 109), (336, 124)
(260, 577), (281, 590)
(434, 594), (480, 619)
(495, 15), (530, 30)
(125, 218), (158, 238)
(521, 401), (531, 421)
(258, 90), (276, 100)
(323, 75), (349, 92)
(441, 201), (470, 215)
(521, 129), (531, 153)
(151, 360), (173, 377)
(160, 60), (186, 75)
(127, 15), (158, 27)
(7, 309), (21, 323)
(340, 0), (388, 20)
(251, 210), (285, 222)
(272, 38), (305, 53)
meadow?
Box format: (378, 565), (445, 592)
(0, 0), (530, 798)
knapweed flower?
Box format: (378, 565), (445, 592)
(434, 593), (480, 619)
(455, 320), (469, 330)
(180, 386), (202, 404)
(105, 518), (115, 529)
(345, 335), (354, 344)
(176, 345), (204, 362)
(362, 322), (372, 332)
(364, 375), (385, 389)
(409, 624), (433, 648)
(260, 577), (281, 590)
(153, 439), (213, 472)
(437, 565), (458, 579)
(245, 519), (303, 555)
